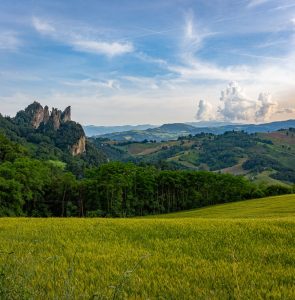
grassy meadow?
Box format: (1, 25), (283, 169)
(0, 195), (295, 299)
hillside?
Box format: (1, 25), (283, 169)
(95, 129), (295, 185)
(99, 119), (295, 142)
(0, 102), (106, 176)
(151, 194), (295, 218)
(1, 195), (294, 298)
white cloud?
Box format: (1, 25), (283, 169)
(182, 11), (215, 57)
(0, 31), (22, 51)
(195, 99), (215, 121)
(72, 40), (133, 57)
(32, 16), (134, 57)
(255, 92), (277, 121)
(247, 0), (271, 8)
(218, 81), (259, 121)
(63, 78), (120, 89)
(32, 17), (55, 34)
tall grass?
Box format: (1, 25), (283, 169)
(0, 195), (294, 299)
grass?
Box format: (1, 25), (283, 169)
(152, 194), (295, 218)
(247, 170), (291, 187)
(0, 195), (295, 299)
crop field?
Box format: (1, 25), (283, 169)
(0, 195), (295, 299)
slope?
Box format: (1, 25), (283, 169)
(151, 194), (295, 218)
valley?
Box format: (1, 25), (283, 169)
(93, 129), (295, 186)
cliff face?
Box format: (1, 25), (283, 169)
(50, 108), (62, 130)
(24, 102), (45, 128)
(18, 102), (86, 156)
(61, 106), (71, 123)
(71, 136), (86, 156)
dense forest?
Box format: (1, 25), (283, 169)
(0, 103), (294, 217)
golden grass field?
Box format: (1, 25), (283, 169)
(0, 194), (295, 299)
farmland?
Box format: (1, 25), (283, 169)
(1, 195), (295, 299)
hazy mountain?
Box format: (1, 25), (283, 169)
(186, 121), (238, 127)
(99, 119), (295, 142)
(83, 124), (158, 136)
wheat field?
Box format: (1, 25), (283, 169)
(0, 195), (295, 299)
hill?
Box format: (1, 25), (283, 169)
(83, 124), (158, 137)
(1, 195), (294, 298)
(99, 119), (295, 142)
(0, 102), (106, 176)
(151, 194), (295, 218)
(95, 129), (295, 185)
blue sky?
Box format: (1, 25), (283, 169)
(0, 0), (295, 125)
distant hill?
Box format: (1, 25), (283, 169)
(83, 121), (236, 137)
(93, 128), (295, 185)
(99, 119), (295, 142)
(185, 121), (238, 127)
(83, 124), (158, 136)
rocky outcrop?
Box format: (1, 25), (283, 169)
(61, 106), (71, 123)
(50, 108), (62, 130)
(18, 102), (86, 156)
(25, 102), (45, 128)
(43, 106), (50, 124)
(23, 102), (72, 130)
(71, 136), (86, 156)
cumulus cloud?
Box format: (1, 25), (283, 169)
(219, 82), (258, 121)
(255, 92), (277, 121)
(195, 99), (215, 121)
(196, 81), (281, 123)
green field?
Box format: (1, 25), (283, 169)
(1, 195), (295, 299)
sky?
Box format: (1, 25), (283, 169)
(0, 0), (295, 125)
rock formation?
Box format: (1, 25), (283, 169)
(18, 102), (86, 156)
(61, 106), (71, 123)
(25, 102), (45, 129)
(23, 102), (72, 130)
(50, 108), (62, 130)
(71, 136), (86, 156)
(43, 105), (50, 124)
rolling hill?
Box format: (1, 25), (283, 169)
(151, 194), (295, 218)
(93, 129), (295, 185)
(98, 119), (295, 142)
(83, 124), (158, 136)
